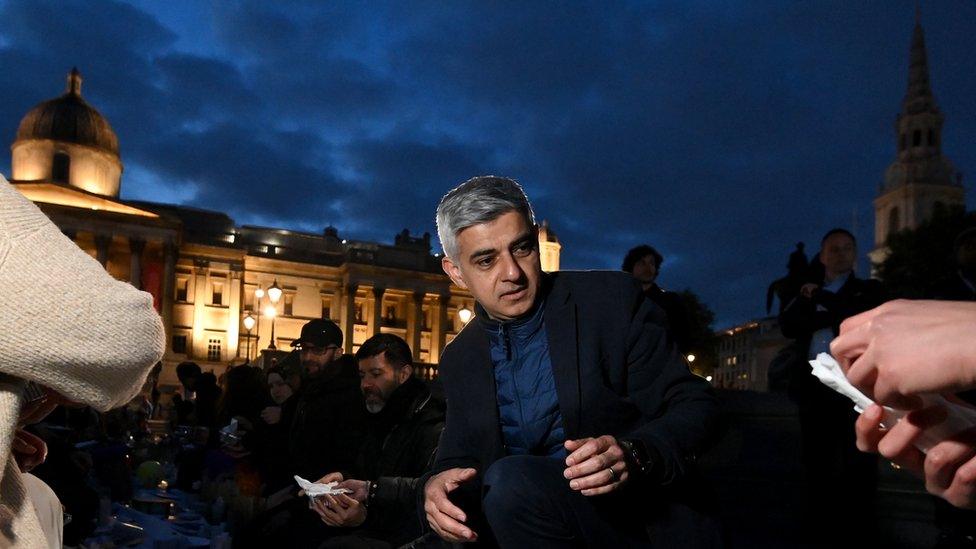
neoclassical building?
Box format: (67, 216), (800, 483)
(870, 13), (966, 265)
(8, 69), (560, 383)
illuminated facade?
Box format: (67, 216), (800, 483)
(8, 69), (561, 383)
(871, 14), (965, 265)
(714, 317), (790, 392)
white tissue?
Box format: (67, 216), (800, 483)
(810, 353), (976, 453)
(221, 418), (238, 435)
(293, 475), (351, 499)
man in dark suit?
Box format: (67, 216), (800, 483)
(422, 176), (720, 547)
(779, 228), (885, 544)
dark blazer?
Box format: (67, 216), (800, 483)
(779, 272), (885, 403)
(430, 271), (718, 503)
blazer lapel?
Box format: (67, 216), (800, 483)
(544, 279), (582, 438)
(460, 323), (504, 459)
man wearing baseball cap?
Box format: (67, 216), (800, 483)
(288, 318), (366, 481)
(245, 318), (367, 547)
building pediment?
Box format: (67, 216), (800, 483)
(11, 181), (159, 218)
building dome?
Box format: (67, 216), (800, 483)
(15, 68), (119, 156)
(11, 68), (123, 197)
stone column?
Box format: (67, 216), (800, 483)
(161, 242), (176, 350)
(431, 293), (450, 364)
(408, 291), (425, 361)
(228, 268), (242, 360)
(192, 260), (209, 359)
(94, 234), (112, 268)
(342, 283), (358, 354)
(369, 287), (385, 337)
(129, 238), (146, 289)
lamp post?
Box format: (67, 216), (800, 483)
(458, 304), (473, 325)
(254, 286), (265, 345)
(265, 279), (282, 351)
(242, 313), (256, 362)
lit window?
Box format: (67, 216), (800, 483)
(208, 338), (221, 362)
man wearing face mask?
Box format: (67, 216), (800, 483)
(309, 333), (446, 548)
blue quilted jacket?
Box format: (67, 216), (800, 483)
(481, 302), (567, 458)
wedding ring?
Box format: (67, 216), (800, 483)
(608, 466), (618, 482)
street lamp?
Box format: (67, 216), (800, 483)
(267, 279), (282, 305)
(686, 354), (696, 363)
(242, 313), (256, 362)
(458, 305), (473, 324)
(264, 304), (278, 350)
(265, 279), (282, 351)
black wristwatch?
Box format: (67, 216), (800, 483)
(619, 439), (652, 477)
(365, 480), (378, 508)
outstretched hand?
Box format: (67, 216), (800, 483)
(424, 467), (478, 543)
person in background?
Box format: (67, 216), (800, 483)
(779, 227), (885, 544)
(311, 333), (445, 548)
(930, 227), (976, 301)
(255, 366), (299, 497)
(622, 244), (693, 354)
(237, 319), (366, 549)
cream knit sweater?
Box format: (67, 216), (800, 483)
(0, 175), (164, 547)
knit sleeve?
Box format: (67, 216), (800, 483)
(0, 176), (164, 411)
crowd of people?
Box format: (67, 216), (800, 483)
(5, 170), (976, 548)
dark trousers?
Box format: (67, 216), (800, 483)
(481, 455), (653, 548)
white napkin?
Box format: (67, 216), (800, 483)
(293, 475), (351, 499)
(809, 353), (976, 453)
(222, 418), (238, 434)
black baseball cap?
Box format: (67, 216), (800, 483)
(291, 319), (343, 349)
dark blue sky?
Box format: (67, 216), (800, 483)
(1, 1), (974, 328)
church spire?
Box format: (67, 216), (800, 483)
(872, 8), (964, 257)
(902, 8), (938, 116)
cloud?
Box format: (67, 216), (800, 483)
(1, 0), (974, 328)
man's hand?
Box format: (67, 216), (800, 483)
(299, 471), (343, 497)
(856, 403), (976, 510)
(831, 300), (976, 409)
(12, 429), (47, 472)
(312, 493), (366, 528)
(260, 406), (282, 425)
(337, 479), (368, 503)
(563, 435), (628, 496)
(799, 283), (819, 299)
(423, 468), (478, 543)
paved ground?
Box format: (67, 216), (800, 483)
(701, 390), (945, 549)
